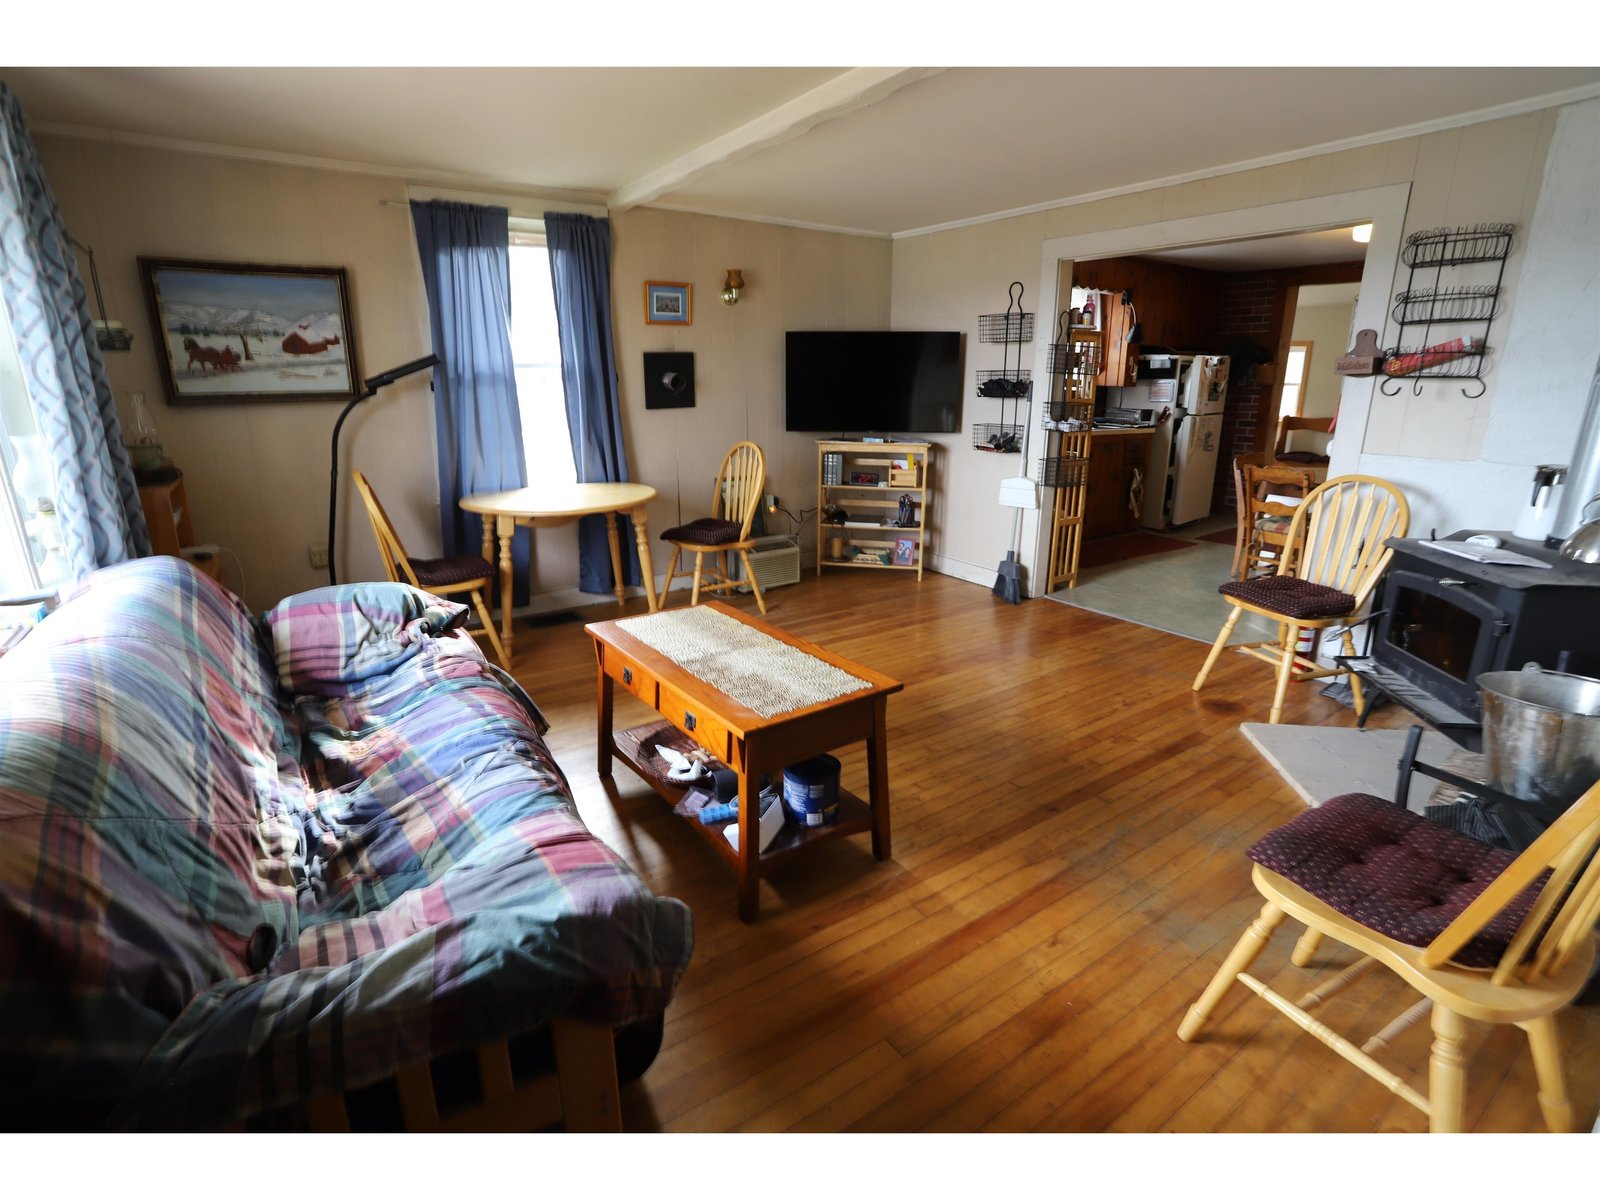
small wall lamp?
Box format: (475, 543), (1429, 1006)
(1351, 223), (1373, 244)
(721, 269), (744, 305)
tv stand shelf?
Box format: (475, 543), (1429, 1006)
(816, 440), (932, 579)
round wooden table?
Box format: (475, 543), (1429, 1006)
(460, 482), (659, 655)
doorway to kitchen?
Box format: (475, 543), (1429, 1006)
(1042, 229), (1368, 642)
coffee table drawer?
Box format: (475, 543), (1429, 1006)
(606, 653), (658, 706)
(658, 680), (734, 764)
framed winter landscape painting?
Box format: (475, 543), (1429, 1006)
(138, 258), (359, 405)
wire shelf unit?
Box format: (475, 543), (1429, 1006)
(1390, 285), (1502, 326)
(1400, 223), (1514, 269)
(1038, 454), (1087, 489)
(977, 311), (1034, 344)
(975, 369), (1033, 399)
(973, 423), (1025, 453)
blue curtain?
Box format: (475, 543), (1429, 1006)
(409, 200), (528, 599)
(545, 212), (639, 593)
(0, 82), (149, 577)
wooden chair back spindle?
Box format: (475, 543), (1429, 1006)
(352, 470), (419, 587)
(1420, 781), (1600, 986)
(1278, 475), (1409, 608)
(714, 441), (766, 540)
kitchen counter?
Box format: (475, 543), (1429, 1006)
(1085, 430), (1155, 540)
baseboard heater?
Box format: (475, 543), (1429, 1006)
(732, 535), (801, 594)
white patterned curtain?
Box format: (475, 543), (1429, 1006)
(0, 81), (148, 578)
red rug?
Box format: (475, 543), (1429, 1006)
(1197, 528), (1239, 546)
(1078, 532), (1204, 570)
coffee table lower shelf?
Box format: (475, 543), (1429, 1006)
(614, 722), (876, 868)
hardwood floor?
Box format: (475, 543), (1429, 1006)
(513, 571), (1600, 1133)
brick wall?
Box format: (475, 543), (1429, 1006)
(1207, 272), (1283, 512)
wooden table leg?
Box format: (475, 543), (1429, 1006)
(867, 697), (892, 861)
(631, 505), (659, 612)
(596, 664), (614, 778)
(605, 513), (626, 608)
(736, 758), (761, 922)
(496, 515), (515, 657)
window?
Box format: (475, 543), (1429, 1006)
(1278, 341), (1312, 424)
(0, 303), (65, 597)
(507, 228), (575, 486)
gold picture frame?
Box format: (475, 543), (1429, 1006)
(644, 281), (692, 326)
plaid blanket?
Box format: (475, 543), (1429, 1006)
(0, 559), (692, 1129)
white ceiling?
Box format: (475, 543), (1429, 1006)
(5, 65), (1598, 236)
(1133, 227), (1367, 272)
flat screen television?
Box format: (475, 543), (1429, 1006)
(785, 331), (963, 434)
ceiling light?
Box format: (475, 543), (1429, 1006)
(1351, 224), (1373, 244)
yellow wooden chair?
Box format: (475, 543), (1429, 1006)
(351, 470), (509, 668)
(1177, 778), (1600, 1131)
(1193, 474), (1409, 724)
(658, 441), (768, 614)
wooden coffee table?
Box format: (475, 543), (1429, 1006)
(586, 602), (902, 922)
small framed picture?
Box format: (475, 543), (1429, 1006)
(850, 471), (880, 485)
(644, 281), (692, 325)
(894, 537), (916, 566)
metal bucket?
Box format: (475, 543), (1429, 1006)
(1477, 665), (1600, 812)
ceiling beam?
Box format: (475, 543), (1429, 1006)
(609, 67), (943, 213)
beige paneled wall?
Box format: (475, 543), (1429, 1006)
(889, 210), (1049, 580)
(1290, 300), (1358, 420)
(37, 135), (438, 609)
(893, 103), (1584, 576)
(35, 135), (892, 608)
(610, 208), (892, 573)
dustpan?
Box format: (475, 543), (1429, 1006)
(994, 466), (1038, 604)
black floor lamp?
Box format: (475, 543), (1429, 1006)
(327, 354), (440, 585)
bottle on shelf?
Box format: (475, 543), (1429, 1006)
(1081, 295), (1096, 327)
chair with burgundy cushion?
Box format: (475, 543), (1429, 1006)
(658, 440), (768, 614)
(351, 470), (509, 668)
(1193, 474), (1408, 724)
(1176, 781), (1600, 1131)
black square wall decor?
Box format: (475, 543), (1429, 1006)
(643, 351), (695, 409)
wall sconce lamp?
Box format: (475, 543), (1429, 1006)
(1351, 223), (1374, 244)
(721, 269), (744, 305)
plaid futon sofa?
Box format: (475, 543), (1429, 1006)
(0, 556), (692, 1129)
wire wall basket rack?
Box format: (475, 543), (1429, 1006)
(1381, 221), (1513, 399)
(975, 282), (1033, 453)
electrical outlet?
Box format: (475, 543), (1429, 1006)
(308, 544), (329, 568)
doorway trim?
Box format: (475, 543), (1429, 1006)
(1022, 183), (1412, 595)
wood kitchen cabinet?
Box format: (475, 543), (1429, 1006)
(1097, 292), (1137, 389)
(1083, 431), (1152, 540)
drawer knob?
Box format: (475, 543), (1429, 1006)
(684, 712), (697, 731)
(622, 667), (633, 685)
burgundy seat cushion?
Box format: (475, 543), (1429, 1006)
(408, 554), (494, 588)
(1219, 574), (1354, 619)
(1248, 792), (1541, 969)
(661, 517), (743, 546)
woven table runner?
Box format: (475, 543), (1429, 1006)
(616, 606), (871, 718)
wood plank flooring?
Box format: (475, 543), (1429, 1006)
(513, 571), (1600, 1133)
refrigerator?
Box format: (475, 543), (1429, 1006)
(1167, 355), (1230, 527)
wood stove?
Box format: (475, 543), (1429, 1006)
(1348, 531), (1600, 745)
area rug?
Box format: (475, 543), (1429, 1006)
(1197, 528), (1240, 546)
(1077, 532), (1203, 570)
(1045, 539), (1279, 644)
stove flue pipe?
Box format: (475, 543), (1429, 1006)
(1549, 354), (1600, 545)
